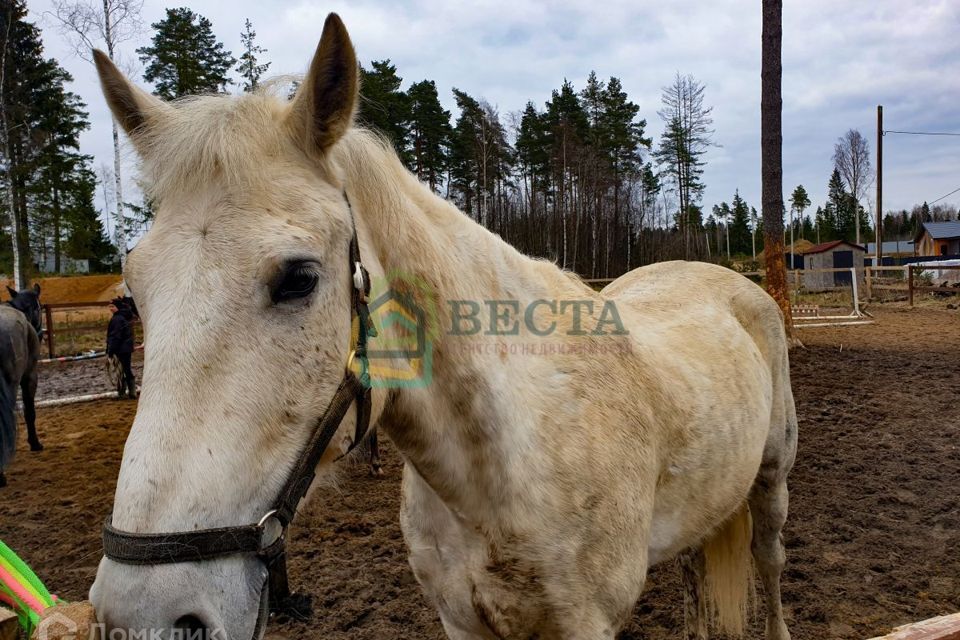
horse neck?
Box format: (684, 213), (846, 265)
(339, 132), (589, 516)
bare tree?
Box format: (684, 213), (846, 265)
(832, 129), (873, 245)
(654, 73), (714, 259)
(761, 0), (792, 338)
(51, 0), (143, 267)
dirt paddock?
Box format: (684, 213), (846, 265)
(1, 306), (958, 639)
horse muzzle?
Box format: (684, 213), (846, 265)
(90, 554), (269, 640)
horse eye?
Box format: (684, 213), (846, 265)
(272, 262), (319, 303)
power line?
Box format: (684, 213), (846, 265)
(929, 185), (960, 205)
(884, 129), (960, 137)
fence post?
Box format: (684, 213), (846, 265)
(43, 305), (55, 359)
(865, 267), (873, 301)
(908, 265), (914, 306)
(851, 268), (861, 316)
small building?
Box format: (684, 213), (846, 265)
(801, 240), (866, 291)
(914, 221), (960, 257)
(35, 255), (90, 274)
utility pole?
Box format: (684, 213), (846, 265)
(876, 105), (883, 266)
(789, 205), (794, 269)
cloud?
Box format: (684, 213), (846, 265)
(30, 0), (960, 239)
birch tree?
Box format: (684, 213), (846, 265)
(0, 4), (19, 286)
(52, 0), (143, 266)
(832, 129), (872, 245)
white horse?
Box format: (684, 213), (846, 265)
(89, 15), (796, 640)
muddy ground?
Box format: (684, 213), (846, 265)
(34, 352), (144, 401)
(1, 306), (958, 639)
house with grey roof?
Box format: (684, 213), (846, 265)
(915, 221), (960, 257)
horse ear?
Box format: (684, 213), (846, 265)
(32, 283), (40, 296)
(93, 50), (171, 145)
(288, 13), (358, 155)
(6, 286), (16, 300)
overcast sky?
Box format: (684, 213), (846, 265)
(29, 0), (960, 233)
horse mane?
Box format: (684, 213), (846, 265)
(135, 89), (299, 203)
(135, 85), (582, 293)
(136, 85), (410, 211)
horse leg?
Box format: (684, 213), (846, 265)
(21, 370), (41, 452)
(368, 430), (383, 477)
(748, 473), (791, 640)
(678, 547), (709, 640)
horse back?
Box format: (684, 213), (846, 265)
(0, 306), (38, 383)
(603, 261), (787, 363)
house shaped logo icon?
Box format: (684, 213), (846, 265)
(361, 271), (438, 388)
(35, 611), (79, 640)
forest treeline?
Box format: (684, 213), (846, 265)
(2, 2), (956, 280)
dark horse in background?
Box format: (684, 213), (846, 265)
(0, 285), (43, 488)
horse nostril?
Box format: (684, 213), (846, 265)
(174, 614), (209, 635)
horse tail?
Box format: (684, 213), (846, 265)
(0, 377), (17, 469)
(702, 502), (755, 637)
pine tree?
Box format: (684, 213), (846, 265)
(790, 185), (810, 219)
(236, 19), (269, 92)
(730, 190), (751, 255)
(813, 205), (825, 243)
(407, 79), (450, 192)
(30, 66), (113, 271)
(0, 1), (111, 275)
(515, 102), (550, 208)
(544, 80), (588, 268)
(825, 168), (862, 242)
(138, 8), (235, 100)
(61, 164), (115, 271)
(449, 89), (513, 228)
(357, 60), (411, 164)
(1, 0), (48, 278)
(600, 76), (650, 249)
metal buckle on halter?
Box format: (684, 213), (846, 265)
(345, 349), (357, 374)
(258, 509), (285, 552)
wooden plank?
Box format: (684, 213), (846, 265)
(909, 266), (915, 305)
(43, 301), (113, 309)
(911, 285), (960, 293)
(867, 612), (960, 640)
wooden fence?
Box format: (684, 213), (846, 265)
(906, 264), (960, 306)
(41, 301), (142, 360)
(591, 265), (960, 307)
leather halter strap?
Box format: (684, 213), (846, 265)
(101, 193), (375, 614)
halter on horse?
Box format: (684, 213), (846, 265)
(101, 196), (375, 615)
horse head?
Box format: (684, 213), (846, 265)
(6, 284), (42, 336)
(89, 14), (387, 640)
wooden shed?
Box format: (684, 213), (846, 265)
(801, 240), (866, 291)
(914, 221), (960, 257)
